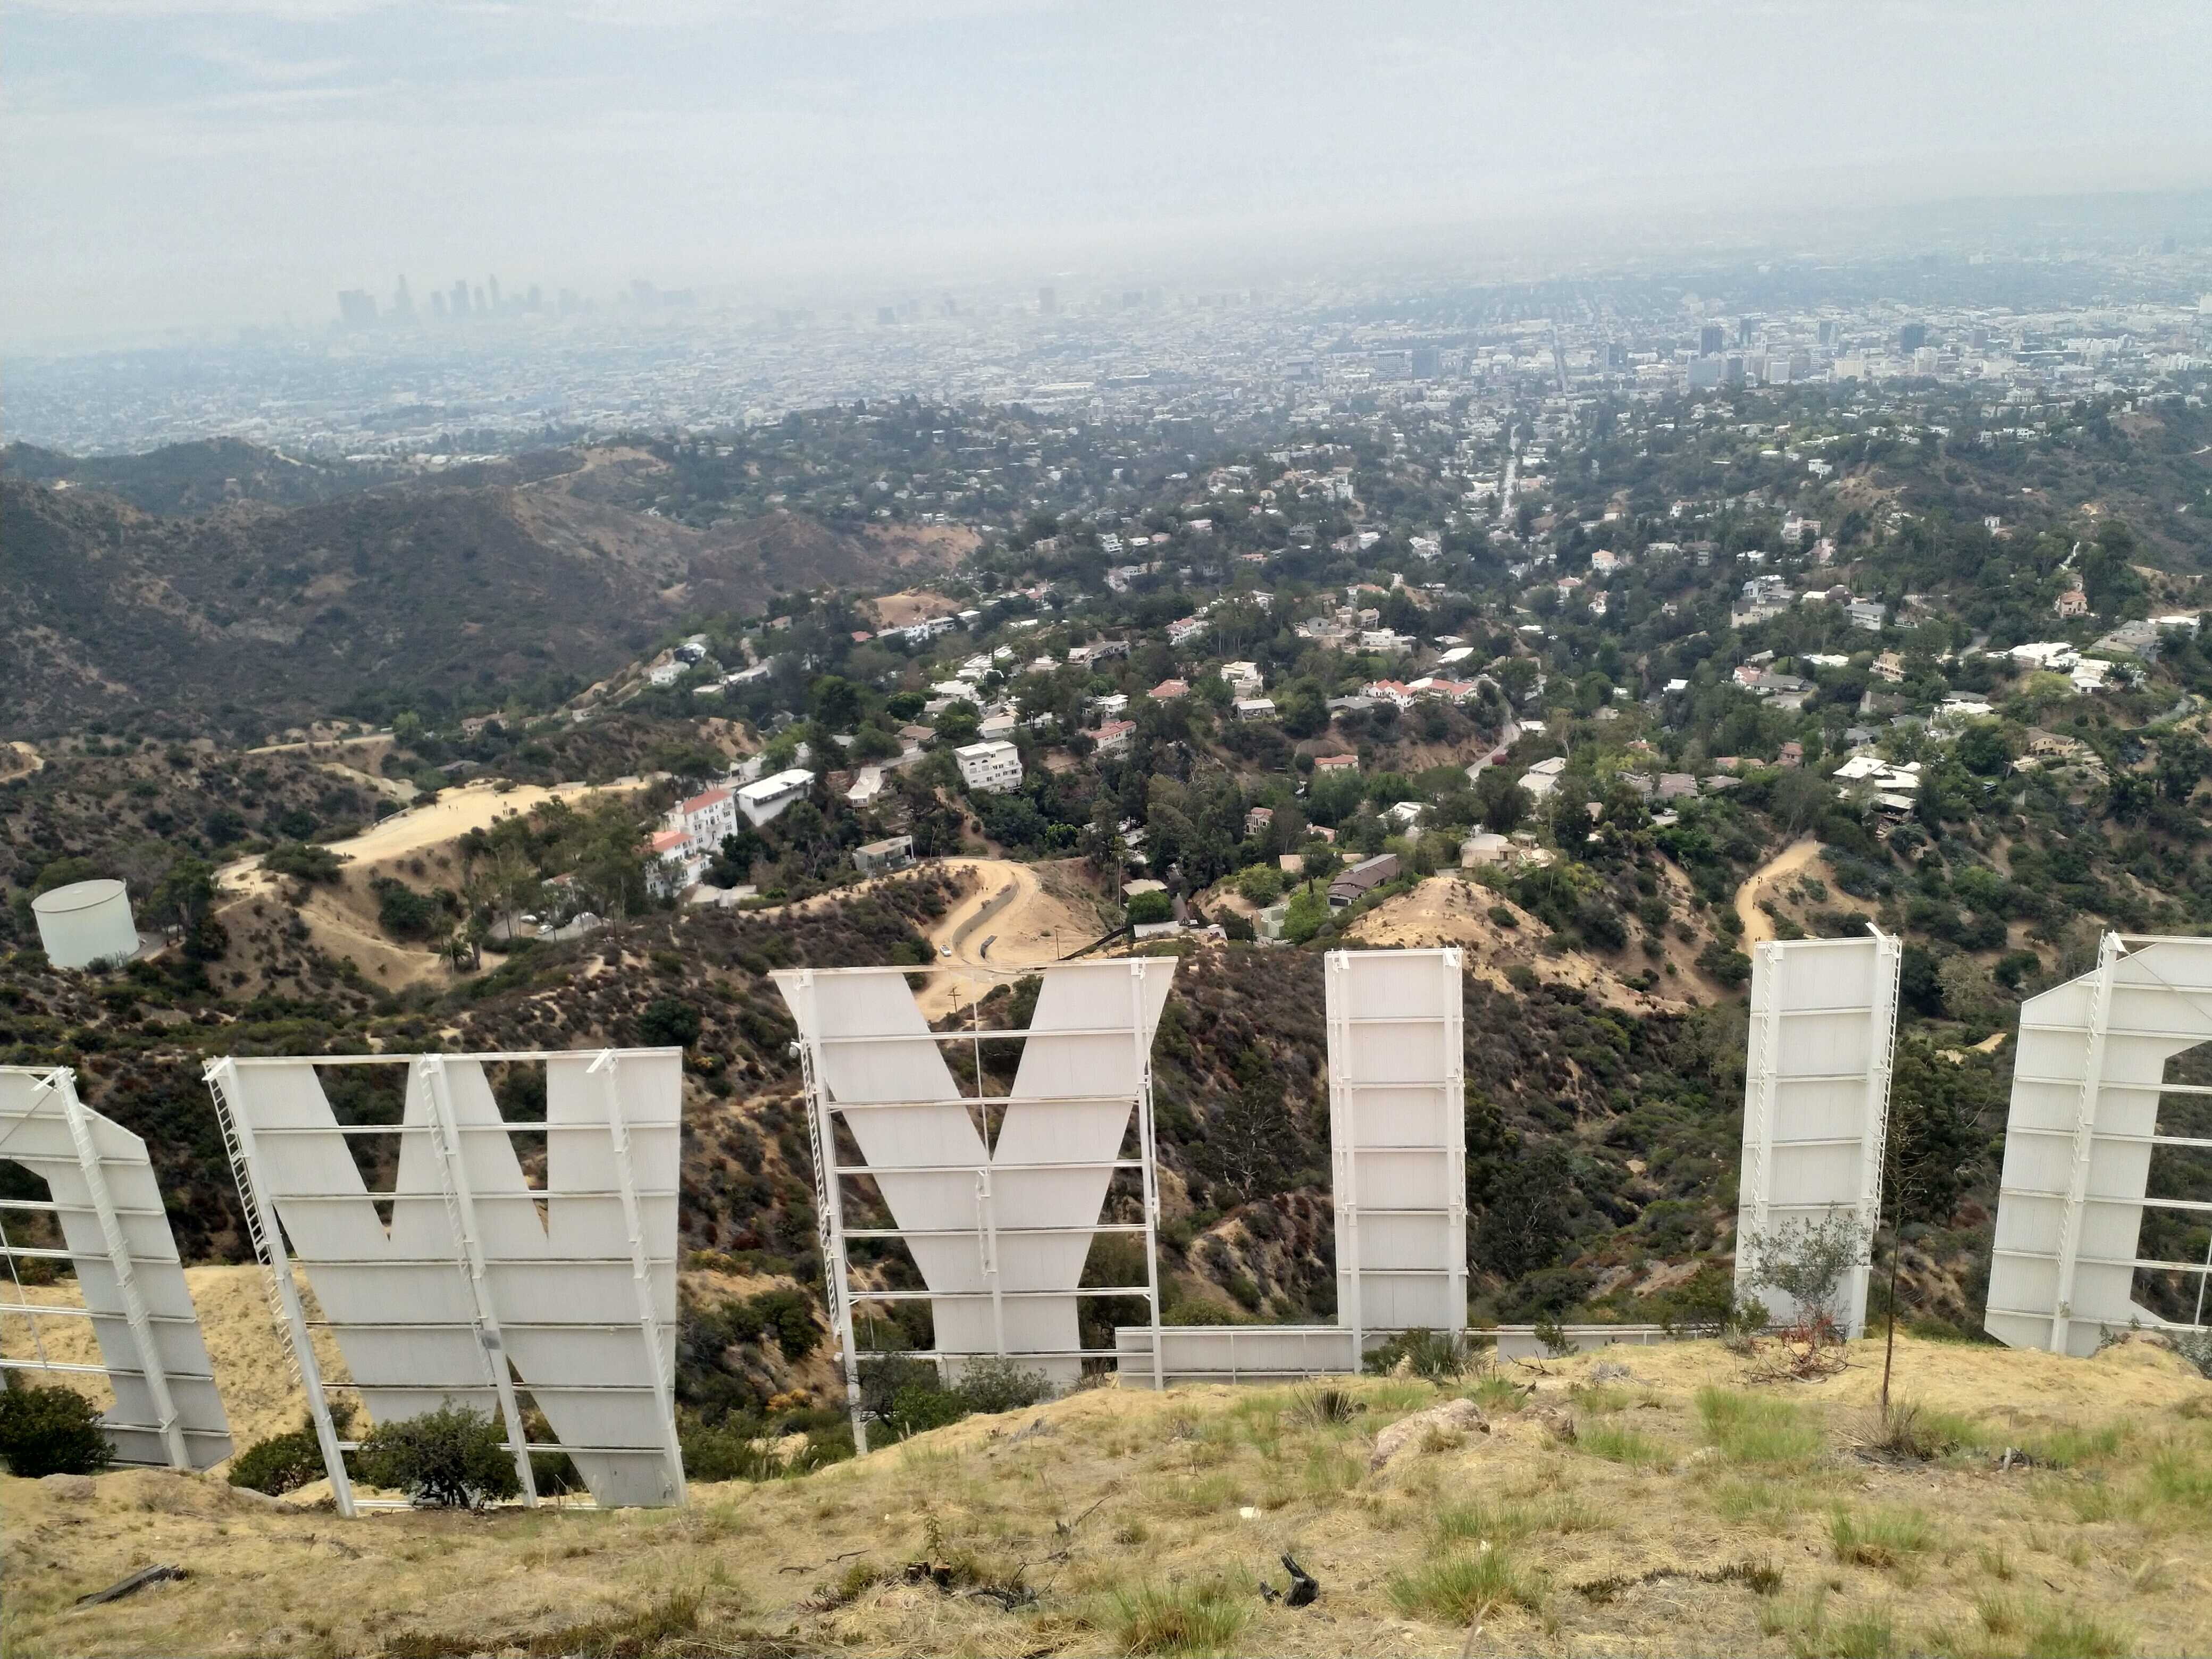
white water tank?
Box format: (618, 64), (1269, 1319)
(32, 879), (140, 969)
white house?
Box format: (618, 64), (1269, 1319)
(1094, 719), (1136, 756)
(955, 740), (1024, 794)
(1220, 660), (1264, 696)
(647, 661), (683, 688)
(736, 768), (814, 827)
(1233, 697), (1277, 722)
(1519, 755), (1567, 799)
(669, 786), (738, 857)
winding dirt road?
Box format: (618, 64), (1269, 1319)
(1734, 837), (1823, 946)
(915, 859), (1096, 1017)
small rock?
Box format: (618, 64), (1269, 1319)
(39, 1474), (95, 1501)
(1370, 1397), (1489, 1471)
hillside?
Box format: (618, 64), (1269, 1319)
(0, 449), (961, 736)
(1, 438), (398, 515)
(4, 1333), (2207, 1657)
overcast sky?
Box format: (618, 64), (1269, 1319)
(9, 0), (2212, 345)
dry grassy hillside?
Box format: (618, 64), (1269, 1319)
(5, 1335), (2208, 1658)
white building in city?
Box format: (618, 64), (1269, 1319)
(955, 740), (1025, 794)
(736, 768), (814, 827)
(669, 786), (738, 856)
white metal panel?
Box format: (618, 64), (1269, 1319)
(1112, 1321), (1683, 1384)
(217, 1051), (684, 1507)
(773, 961), (1173, 1404)
(1733, 932), (1902, 1339)
(0, 1067), (231, 1470)
(1987, 935), (2212, 1356)
(1325, 949), (1466, 1344)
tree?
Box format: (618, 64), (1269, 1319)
(1957, 723), (2011, 777)
(638, 996), (703, 1049)
(1477, 773), (1531, 834)
(1126, 890), (1172, 925)
(155, 856), (217, 936)
(1740, 1210), (1867, 1342)
(1473, 1139), (1574, 1280)
(809, 675), (865, 731)
(1769, 767), (1829, 836)
(357, 1403), (519, 1509)
(1197, 1048), (1290, 1205)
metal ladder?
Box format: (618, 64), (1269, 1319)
(206, 1062), (298, 1386)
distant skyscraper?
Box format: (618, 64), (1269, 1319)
(1699, 324), (1724, 356)
(451, 280), (471, 317)
(431, 290), (447, 319)
(877, 305), (898, 325)
(1817, 320), (1835, 346)
(472, 286), (487, 314)
(336, 289), (377, 328)
(488, 275), (501, 312)
(1899, 321), (1927, 353)
(1737, 316), (1754, 347)
(1038, 285), (1057, 316)
(391, 276), (414, 321)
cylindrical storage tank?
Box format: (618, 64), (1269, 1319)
(32, 879), (140, 969)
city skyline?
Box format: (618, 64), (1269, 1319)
(10, 0), (2212, 347)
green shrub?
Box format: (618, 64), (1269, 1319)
(1363, 1327), (1484, 1380)
(230, 1401), (356, 1495)
(636, 996), (703, 1049)
(948, 1354), (1053, 1415)
(1127, 890), (1173, 925)
(357, 1403), (520, 1509)
(1235, 865), (1284, 906)
(1110, 1577), (1250, 1656)
(264, 841), (344, 883)
(889, 1385), (968, 1438)
(0, 1384), (113, 1478)
(1697, 1387), (1824, 1467)
(1388, 1547), (1545, 1623)
(371, 876), (443, 941)
(678, 1418), (780, 1482)
(229, 1426), (324, 1495)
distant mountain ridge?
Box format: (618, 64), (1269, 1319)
(1, 437), (399, 515)
(0, 447), (964, 736)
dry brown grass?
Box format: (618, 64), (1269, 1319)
(4, 1334), (2210, 1656)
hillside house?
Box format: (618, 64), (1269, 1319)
(1329, 853), (1400, 909)
(954, 740), (1024, 794)
(852, 835), (915, 875)
(736, 769), (814, 828)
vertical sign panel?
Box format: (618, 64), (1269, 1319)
(1733, 932), (1901, 1339)
(1325, 948), (1465, 1350)
(774, 962), (1172, 1402)
(1987, 935), (2212, 1356)
(0, 1066), (231, 1470)
(216, 1051), (684, 1507)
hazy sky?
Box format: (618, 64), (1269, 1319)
(9, 0), (2212, 345)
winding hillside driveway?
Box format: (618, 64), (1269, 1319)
(1734, 837), (1823, 946)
